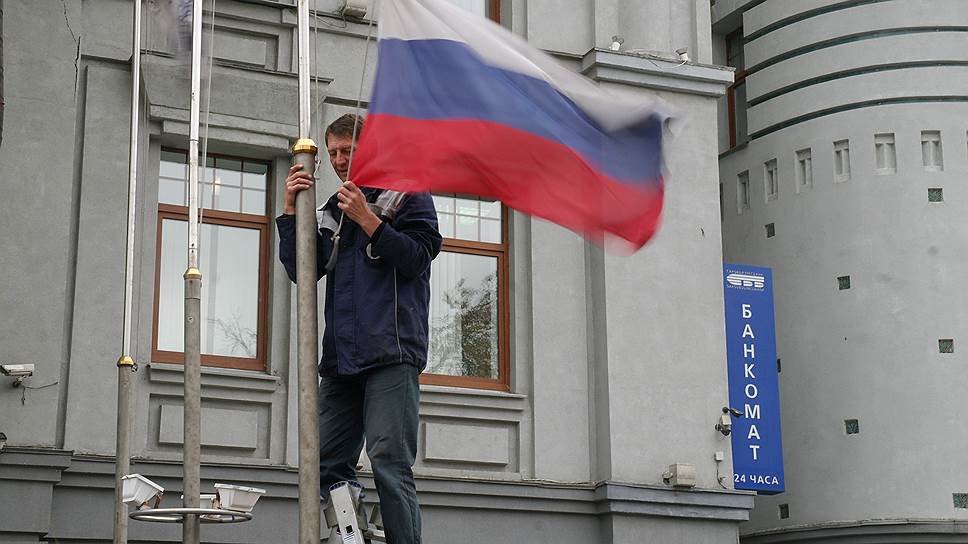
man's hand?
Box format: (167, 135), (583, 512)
(337, 181), (382, 237)
(283, 163), (315, 215)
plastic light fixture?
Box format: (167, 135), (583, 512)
(121, 474), (164, 509)
(214, 483), (266, 513)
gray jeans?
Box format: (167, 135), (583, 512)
(319, 363), (422, 544)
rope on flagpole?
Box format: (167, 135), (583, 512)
(323, 11), (377, 273)
(198, 0), (217, 236)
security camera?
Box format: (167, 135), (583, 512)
(716, 407), (742, 436)
(1, 364), (33, 387)
(1, 364), (34, 378)
(716, 413), (732, 436)
(610, 35), (625, 51)
(675, 47), (690, 62)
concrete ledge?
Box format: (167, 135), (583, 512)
(0, 449), (72, 540)
(742, 519), (968, 543)
(147, 362), (281, 394)
(580, 48), (735, 97)
(596, 481), (754, 521)
(5, 449), (753, 542)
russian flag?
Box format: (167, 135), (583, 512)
(353, 0), (669, 248)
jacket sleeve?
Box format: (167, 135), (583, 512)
(276, 213), (331, 282)
(366, 192), (443, 280)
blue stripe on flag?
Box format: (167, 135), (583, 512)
(371, 38), (664, 185)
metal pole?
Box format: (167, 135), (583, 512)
(294, 1), (320, 543)
(183, 0), (204, 542)
(115, 0), (142, 541)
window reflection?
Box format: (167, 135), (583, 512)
(433, 194), (501, 243)
(159, 153), (266, 215)
(157, 219), (261, 358)
(427, 251), (499, 379)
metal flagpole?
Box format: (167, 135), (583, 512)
(292, 1), (320, 542)
(114, 0), (142, 542)
(183, 0), (204, 542)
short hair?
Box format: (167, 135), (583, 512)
(325, 114), (365, 144)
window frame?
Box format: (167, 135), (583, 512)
(764, 159), (778, 201)
(150, 149), (271, 372)
(488, 0), (500, 22)
(725, 28), (747, 149)
(833, 139), (851, 182)
(420, 201), (511, 392)
(737, 170), (750, 214)
(795, 148), (812, 191)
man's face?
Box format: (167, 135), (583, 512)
(327, 134), (356, 182)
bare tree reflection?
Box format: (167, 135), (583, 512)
(215, 312), (257, 357)
(429, 273), (497, 378)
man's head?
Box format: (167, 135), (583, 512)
(325, 114), (365, 181)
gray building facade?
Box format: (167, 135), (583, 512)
(714, 1), (968, 542)
(0, 0), (745, 542)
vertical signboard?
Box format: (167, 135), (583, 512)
(723, 264), (784, 493)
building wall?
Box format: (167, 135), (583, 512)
(0, 1), (745, 542)
(715, 0), (968, 541)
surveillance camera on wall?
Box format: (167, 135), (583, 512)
(1, 364), (34, 378)
(1, 364), (34, 387)
(675, 47), (690, 62)
(716, 406), (741, 436)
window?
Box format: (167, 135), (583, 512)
(838, 275), (851, 290)
(844, 419), (860, 435)
(737, 171), (750, 213)
(874, 133), (896, 174)
(444, 0), (500, 21)
(796, 148), (812, 191)
(725, 29), (747, 148)
(833, 140), (850, 182)
(424, 195), (509, 390)
(152, 150), (270, 371)
(954, 494), (968, 509)
(928, 188), (944, 202)
(765, 223), (775, 238)
(764, 159), (778, 201)
(921, 130), (943, 171)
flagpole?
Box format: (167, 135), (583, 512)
(292, 1), (321, 542)
(182, 0), (204, 542)
(114, 0), (142, 542)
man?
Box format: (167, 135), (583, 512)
(276, 114), (441, 544)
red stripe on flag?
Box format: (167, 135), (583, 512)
(352, 114), (664, 248)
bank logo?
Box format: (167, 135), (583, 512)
(726, 272), (765, 290)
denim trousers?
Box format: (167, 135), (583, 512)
(319, 363), (422, 544)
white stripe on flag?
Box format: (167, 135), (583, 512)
(379, 0), (670, 132)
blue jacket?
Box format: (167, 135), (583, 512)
(277, 189), (442, 376)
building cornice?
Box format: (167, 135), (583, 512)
(580, 48), (735, 97)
